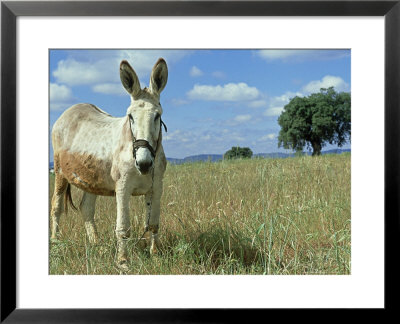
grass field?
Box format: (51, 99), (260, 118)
(49, 153), (351, 275)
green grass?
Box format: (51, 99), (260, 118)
(49, 153), (351, 275)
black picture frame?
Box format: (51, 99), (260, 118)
(1, 0), (399, 322)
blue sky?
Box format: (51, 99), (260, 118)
(49, 49), (351, 159)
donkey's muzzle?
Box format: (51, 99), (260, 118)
(136, 159), (153, 174)
(133, 139), (155, 174)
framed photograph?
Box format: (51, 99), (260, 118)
(1, 0), (399, 322)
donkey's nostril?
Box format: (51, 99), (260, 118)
(137, 160), (153, 174)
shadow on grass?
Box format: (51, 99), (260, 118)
(163, 227), (262, 273)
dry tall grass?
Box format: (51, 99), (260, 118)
(49, 153), (351, 275)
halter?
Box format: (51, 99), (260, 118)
(128, 114), (167, 160)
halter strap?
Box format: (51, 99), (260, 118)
(161, 118), (167, 133)
(132, 139), (156, 158)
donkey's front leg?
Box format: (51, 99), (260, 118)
(115, 184), (132, 269)
(144, 181), (163, 254)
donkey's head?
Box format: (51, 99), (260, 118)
(120, 58), (168, 175)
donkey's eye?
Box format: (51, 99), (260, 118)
(154, 114), (160, 121)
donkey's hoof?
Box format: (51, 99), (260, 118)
(150, 236), (162, 255)
(117, 260), (130, 272)
(150, 245), (158, 255)
(87, 236), (99, 245)
(138, 231), (152, 250)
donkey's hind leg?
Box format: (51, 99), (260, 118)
(50, 174), (68, 240)
(79, 192), (99, 244)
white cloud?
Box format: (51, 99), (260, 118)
(302, 75), (349, 93)
(190, 66), (203, 77)
(259, 133), (276, 141)
(255, 49), (350, 62)
(258, 91), (302, 118)
(223, 114), (254, 127)
(92, 83), (127, 96)
(119, 50), (191, 76)
(50, 83), (75, 111)
(52, 50), (191, 87)
(53, 58), (116, 86)
(218, 130), (246, 143)
(270, 92), (303, 106)
(163, 129), (191, 143)
(170, 98), (190, 106)
(264, 107), (284, 117)
(50, 83), (73, 102)
(266, 91), (303, 114)
(234, 114), (252, 123)
(187, 82), (260, 101)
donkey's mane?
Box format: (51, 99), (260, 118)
(87, 103), (113, 117)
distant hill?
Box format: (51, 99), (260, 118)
(49, 149), (351, 168)
(254, 152), (295, 159)
(167, 154), (222, 165)
(167, 149), (351, 164)
(254, 148), (351, 159)
(321, 149), (351, 155)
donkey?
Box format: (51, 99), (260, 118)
(50, 58), (168, 269)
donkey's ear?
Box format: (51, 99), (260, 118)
(120, 60), (141, 98)
(149, 58), (168, 95)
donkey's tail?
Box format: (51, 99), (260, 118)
(64, 183), (77, 214)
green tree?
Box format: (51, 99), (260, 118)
(224, 146), (253, 160)
(278, 87), (351, 156)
